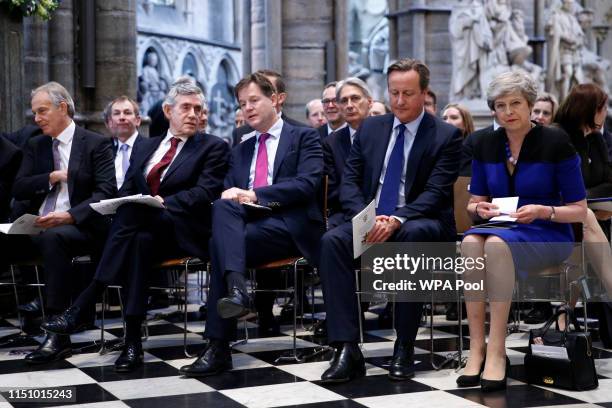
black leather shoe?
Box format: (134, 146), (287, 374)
(523, 303), (553, 324)
(456, 357), (486, 387)
(18, 298), (43, 316)
(24, 333), (72, 364)
(217, 287), (251, 319)
(321, 342), (366, 383)
(179, 340), (232, 377)
(41, 306), (85, 335)
(388, 340), (416, 380)
(313, 319), (327, 337)
(480, 356), (510, 392)
(114, 340), (144, 372)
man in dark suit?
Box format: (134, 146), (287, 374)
(0, 137), (22, 222)
(231, 69), (308, 145)
(318, 81), (346, 140)
(179, 72), (324, 377)
(323, 77), (372, 229)
(102, 96), (144, 189)
(318, 59), (462, 383)
(2, 124), (43, 149)
(9, 82), (117, 364)
(42, 80), (229, 372)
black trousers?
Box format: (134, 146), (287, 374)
(204, 199), (299, 340)
(319, 218), (452, 343)
(92, 204), (182, 316)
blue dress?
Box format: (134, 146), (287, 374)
(464, 125), (586, 271)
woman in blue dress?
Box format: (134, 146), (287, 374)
(457, 72), (587, 391)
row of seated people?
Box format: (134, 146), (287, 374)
(0, 59), (609, 393)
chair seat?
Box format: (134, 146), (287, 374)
(156, 257), (203, 268)
(255, 257), (306, 270)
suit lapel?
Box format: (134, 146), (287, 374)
(162, 135), (197, 183)
(404, 113), (434, 197)
(272, 122), (293, 180)
(239, 137), (256, 189)
(370, 115), (394, 194)
(339, 127), (351, 160)
(67, 127), (84, 200)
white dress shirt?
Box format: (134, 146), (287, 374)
(248, 118), (284, 189)
(327, 122), (347, 136)
(375, 110), (425, 219)
(39, 121), (75, 215)
(144, 130), (188, 183)
(114, 131), (138, 189)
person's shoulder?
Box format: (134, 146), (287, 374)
(196, 132), (230, 149)
(77, 126), (108, 143)
(285, 121), (319, 140)
(541, 124), (571, 144)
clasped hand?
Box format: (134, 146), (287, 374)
(221, 187), (257, 204)
(365, 215), (401, 243)
(35, 211), (75, 228)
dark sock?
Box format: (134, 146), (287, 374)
(225, 271), (247, 294)
(125, 315), (143, 342)
(73, 280), (106, 311)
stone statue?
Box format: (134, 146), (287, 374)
(140, 50), (167, 114)
(449, 0), (494, 101)
(545, 0), (585, 101)
(575, 6), (610, 94)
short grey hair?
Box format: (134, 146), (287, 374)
(486, 71), (538, 111)
(31, 81), (75, 118)
(336, 77), (372, 101)
(305, 98), (322, 117)
(163, 76), (206, 108)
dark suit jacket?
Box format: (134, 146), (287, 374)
(2, 125), (42, 149)
(147, 100), (169, 138)
(341, 112), (462, 234)
(111, 133), (144, 157)
(460, 125), (493, 177)
(0, 137), (22, 222)
(224, 121), (324, 263)
(322, 126), (351, 216)
(317, 125), (329, 140)
(120, 132), (229, 258)
(13, 126), (117, 229)
(231, 112), (309, 146)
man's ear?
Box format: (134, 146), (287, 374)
(59, 101), (69, 116)
(270, 93), (279, 109)
(162, 103), (172, 120)
(276, 92), (287, 107)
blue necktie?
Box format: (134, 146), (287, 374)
(377, 124), (406, 216)
(119, 143), (130, 179)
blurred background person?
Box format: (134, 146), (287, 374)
(531, 92), (558, 126)
(369, 100), (390, 116)
(442, 103), (475, 138)
(234, 108), (245, 128)
(305, 98), (327, 128)
(319, 81), (346, 139)
(425, 89), (437, 115)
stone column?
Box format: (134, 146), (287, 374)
(251, 0), (282, 72)
(48, 0), (75, 95)
(0, 11), (24, 132)
(23, 18), (49, 98)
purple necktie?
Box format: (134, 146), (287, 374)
(253, 133), (270, 188)
(41, 139), (62, 216)
(119, 143), (130, 179)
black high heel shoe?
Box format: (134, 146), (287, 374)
(456, 357), (486, 387)
(480, 355), (510, 392)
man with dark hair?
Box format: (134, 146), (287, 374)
(11, 81), (117, 364)
(231, 70), (307, 145)
(318, 59), (461, 383)
(425, 88), (437, 115)
(179, 72), (324, 377)
(319, 81), (346, 139)
(42, 80), (229, 372)
(103, 96), (143, 189)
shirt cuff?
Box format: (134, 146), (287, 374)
(391, 215), (406, 224)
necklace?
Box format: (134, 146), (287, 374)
(504, 141), (517, 165)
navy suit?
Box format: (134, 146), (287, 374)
(0, 137), (22, 222)
(320, 112), (462, 343)
(11, 126), (117, 311)
(322, 126), (351, 228)
(317, 125), (330, 140)
(205, 121), (324, 340)
(92, 132), (229, 316)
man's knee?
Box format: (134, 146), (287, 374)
(212, 198), (241, 217)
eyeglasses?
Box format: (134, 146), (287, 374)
(321, 98), (337, 106)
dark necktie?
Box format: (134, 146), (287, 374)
(377, 124), (406, 216)
(41, 139), (62, 216)
(146, 137), (181, 196)
(253, 133), (270, 188)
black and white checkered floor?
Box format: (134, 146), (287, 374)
(1, 298), (612, 408)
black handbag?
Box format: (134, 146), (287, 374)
(524, 306), (598, 390)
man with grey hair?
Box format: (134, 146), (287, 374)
(8, 81), (117, 364)
(43, 80), (230, 372)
